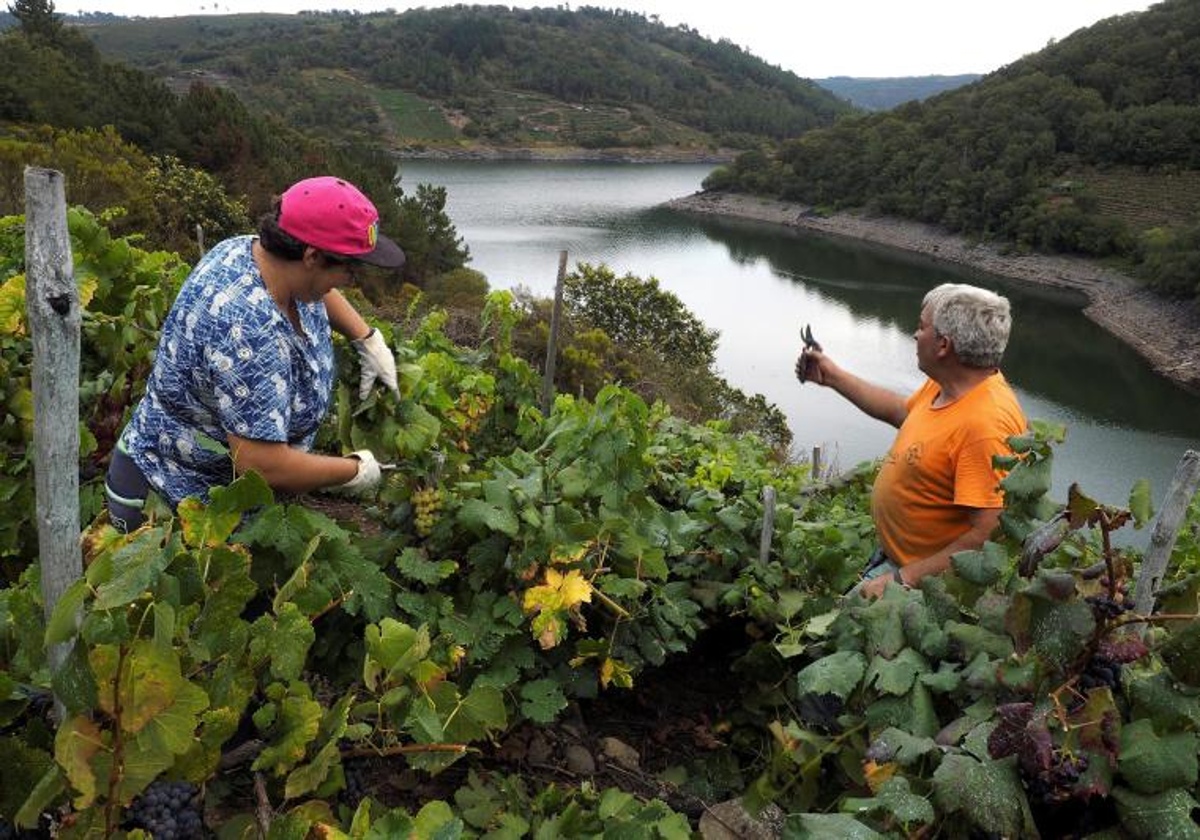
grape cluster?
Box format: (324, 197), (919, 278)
(1025, 751), (1089, 804)
(342, 759), (369, 808)
(1079, 653), (1123, 691)
(412, 486), (443, 536)
(126, 780), (203, 839)
(1085, 593), (1130, 621)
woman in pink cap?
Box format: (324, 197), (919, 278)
(105, 176), (405, 530)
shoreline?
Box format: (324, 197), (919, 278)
(665, 191), (1200, 396)
(394, 145), (734, 164)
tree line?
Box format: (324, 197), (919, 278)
(85, 5), (852, 149)
(706, 0), (1200, 298)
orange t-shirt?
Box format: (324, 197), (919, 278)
(871, 373), (1027, 566)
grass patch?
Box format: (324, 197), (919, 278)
(372, 88), (459, 143)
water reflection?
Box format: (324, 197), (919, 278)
(658, 210), (1200, 438)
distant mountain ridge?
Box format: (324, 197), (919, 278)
(82, 7), (853, 152)
(814, 74), (982, 110)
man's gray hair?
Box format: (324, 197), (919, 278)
(921, 283), (1012, 369)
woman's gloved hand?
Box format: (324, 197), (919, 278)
(352, 328), (400, 399)
(334, 450), (382, 496)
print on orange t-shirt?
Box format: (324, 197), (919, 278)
(871, 373), (1027, 566)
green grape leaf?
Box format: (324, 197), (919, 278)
(1162, 619), (1200, 686)
(411, 800), (463, 839)
(45, 578), (89, 645)
(865, 648), (929, 696)
(933, 754), (1033, 837)
(0, 735), (53, 821)
(457, 499), (519, 538)
(397, 548), (459, 586)
(250, 604), (315, 683)
(1118, 719), (1198, 795)
(13, 764), (64, 831)
(796, 651), (867, 701)
(91, 528), (170, 611)
(1112, 787), (1200, 838)
(1128, 672), (1200, 731)
(1129, 479), (1154, 528)
(284, 739), (341, 800)
(179, 473), (273, 548)
(842, 776), (934, 826)
(363, 619), (431, 690)
(782, 813), (883, 839)
(252, 689), (323, 776)
(395, 403), (442, 457)
(999, 455), (1052, 500)
(951, 541), (1008, 586)
(867, 728), (938, 766)
(520, 678), (568, 724)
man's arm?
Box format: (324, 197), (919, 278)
(324, 290), (371, 341)
(860, 506), (1002, 598)
(797, 349), (909, 428)
(226, 434), (358, 493)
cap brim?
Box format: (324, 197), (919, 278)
(355, 234), (405, 269)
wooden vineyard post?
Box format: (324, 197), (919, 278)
(811, 445), (823, 482)
(759, 485), (777, 565)
(25, 167), (82, 704)
(541, 250), (568, 415)
(196, 223), (206, 259)
(1133, 449), (1200, 623)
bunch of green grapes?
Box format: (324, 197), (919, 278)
(412, 486), (443, 536)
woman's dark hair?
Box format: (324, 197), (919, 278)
(257, 200), (308, 261)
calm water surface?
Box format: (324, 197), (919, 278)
(399, 160), (1200, 514)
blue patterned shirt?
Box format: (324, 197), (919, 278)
(121, 236), (336, 507)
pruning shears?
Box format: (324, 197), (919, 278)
(796, 324), (822, 383)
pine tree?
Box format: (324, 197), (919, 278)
(8, 0), (63, 42)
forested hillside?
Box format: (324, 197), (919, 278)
(814, 74), (981, 110)
(83, 6), (852, 151)
(708, 0), (1200, 298)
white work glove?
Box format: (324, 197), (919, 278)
(352, 328), (399, 400)
(333, 450), (382, 496)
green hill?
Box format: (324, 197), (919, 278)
(814, 74), (982, 110)
(82, 6), (853, 151)
(708, 0), (1200, 297)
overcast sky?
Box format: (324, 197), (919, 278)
(56, 0), (1158, 77)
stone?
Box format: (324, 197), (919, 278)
(698, 798), (785, 840)
(599, 736), (640, 770)
(564, 743), (596, 775)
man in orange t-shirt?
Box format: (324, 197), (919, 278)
(796, 283), (1027, 599)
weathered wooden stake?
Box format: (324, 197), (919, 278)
(195, 223), (206, 259)
(811, 445), (823, 481)
(540, 250), (568, 415)
(25, 167), (82, 703)
(759, 485), (777, 565)
(1133, 449), (1200, 621)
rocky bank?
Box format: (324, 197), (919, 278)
(666, 191), (1200, 396)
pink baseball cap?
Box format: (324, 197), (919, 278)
(277, 176), (405, 268)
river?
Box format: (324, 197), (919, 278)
(398, 160), (1200, 518)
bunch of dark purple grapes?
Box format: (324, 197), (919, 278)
(126, 780), (203, 839)
(1025, 751), (1089, 804)
(0, 817), (49, 839)
(1079, 653), (1122, 691)
(1085, 593), (1130, 622)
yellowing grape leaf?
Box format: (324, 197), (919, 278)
(0, 274), (26, 335)
(55, 716), (105, 808)
(523, 568), (592, 615)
